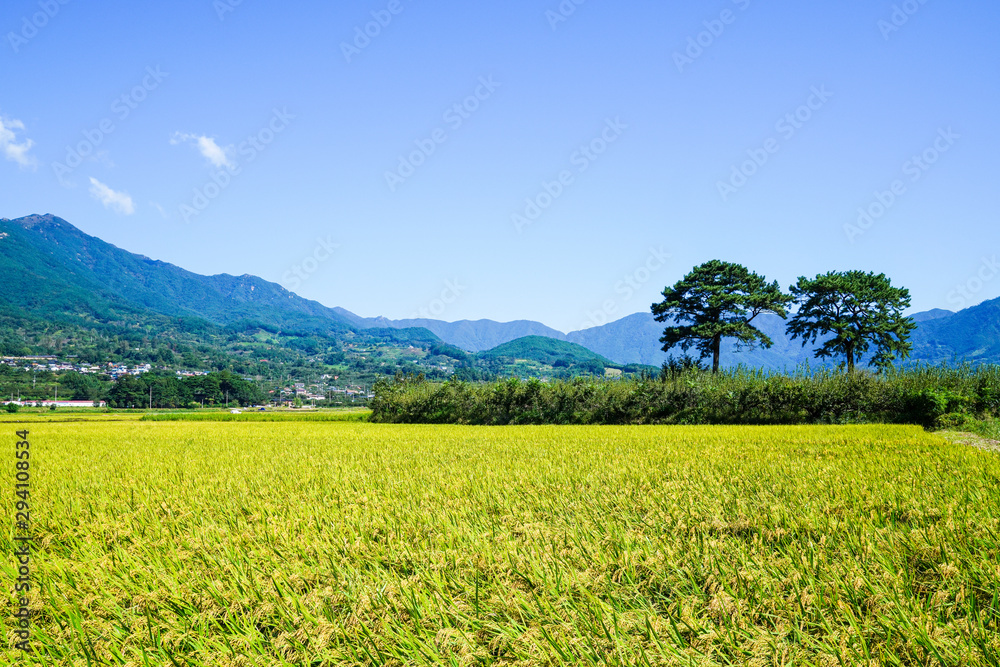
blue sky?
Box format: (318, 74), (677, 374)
(1, 0), (997, 332)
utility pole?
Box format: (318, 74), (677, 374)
(149, 385), (152, 410)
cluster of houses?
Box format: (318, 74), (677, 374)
(2, 356), (372, 410)
(1, 356), (212, 380)
(2, 356), (96, 374)
(3, 399), (107, 408)
(176, 369), (211, 378)
(270, 379), (373, 406)
(1, 356), (150, 379)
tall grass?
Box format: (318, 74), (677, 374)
(3, 422), (997, 664)
(371, 364), (1000, 426)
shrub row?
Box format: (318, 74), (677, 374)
(370, 365), (1000, 427)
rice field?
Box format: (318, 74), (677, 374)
(2, 422), (999, 665)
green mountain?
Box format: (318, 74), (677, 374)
(476, 336), (653, 378)
(480, 336), (613, 366)
(910, 298), (1000, 364)
(0, 214), (450, 385)
(0, 214), (353, 333)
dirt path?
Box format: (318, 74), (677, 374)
(939, 430), (1000, 453)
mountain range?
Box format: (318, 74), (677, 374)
(0, 214), (355, 333)
(1, 213), (996, 372)
(344, 298), (997, 370)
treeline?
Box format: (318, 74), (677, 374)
(370, 365), (1000, 427)
(107, 372), (265, 409)
(0, 365), (107, 402)
(1, 367), (266, 408)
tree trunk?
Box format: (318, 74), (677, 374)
(846, 341), (855, 374)
(712, 336), (721, 374)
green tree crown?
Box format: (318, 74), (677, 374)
(651, 260), (792, 373)
(786, 271), (915, 372)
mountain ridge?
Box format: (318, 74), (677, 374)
(1, 213), (355, 334)
(3, 214), (998, 371)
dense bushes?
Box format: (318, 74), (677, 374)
(370, 365), (1000, 426)
(106, 371), (265, 409)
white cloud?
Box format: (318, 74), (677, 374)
(171, 131), (234, 169)
(0, 115), (37, 168)
(89, 177), (136, 215)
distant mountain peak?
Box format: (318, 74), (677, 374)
(910, 308), (955, 323)
(12, 213), (62, 228)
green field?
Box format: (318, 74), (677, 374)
(3, 423), (999, 665)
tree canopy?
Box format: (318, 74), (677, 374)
(106, 371), (265, 409)
(651, 260), (792, 373)
(786, 271), (915, 372)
